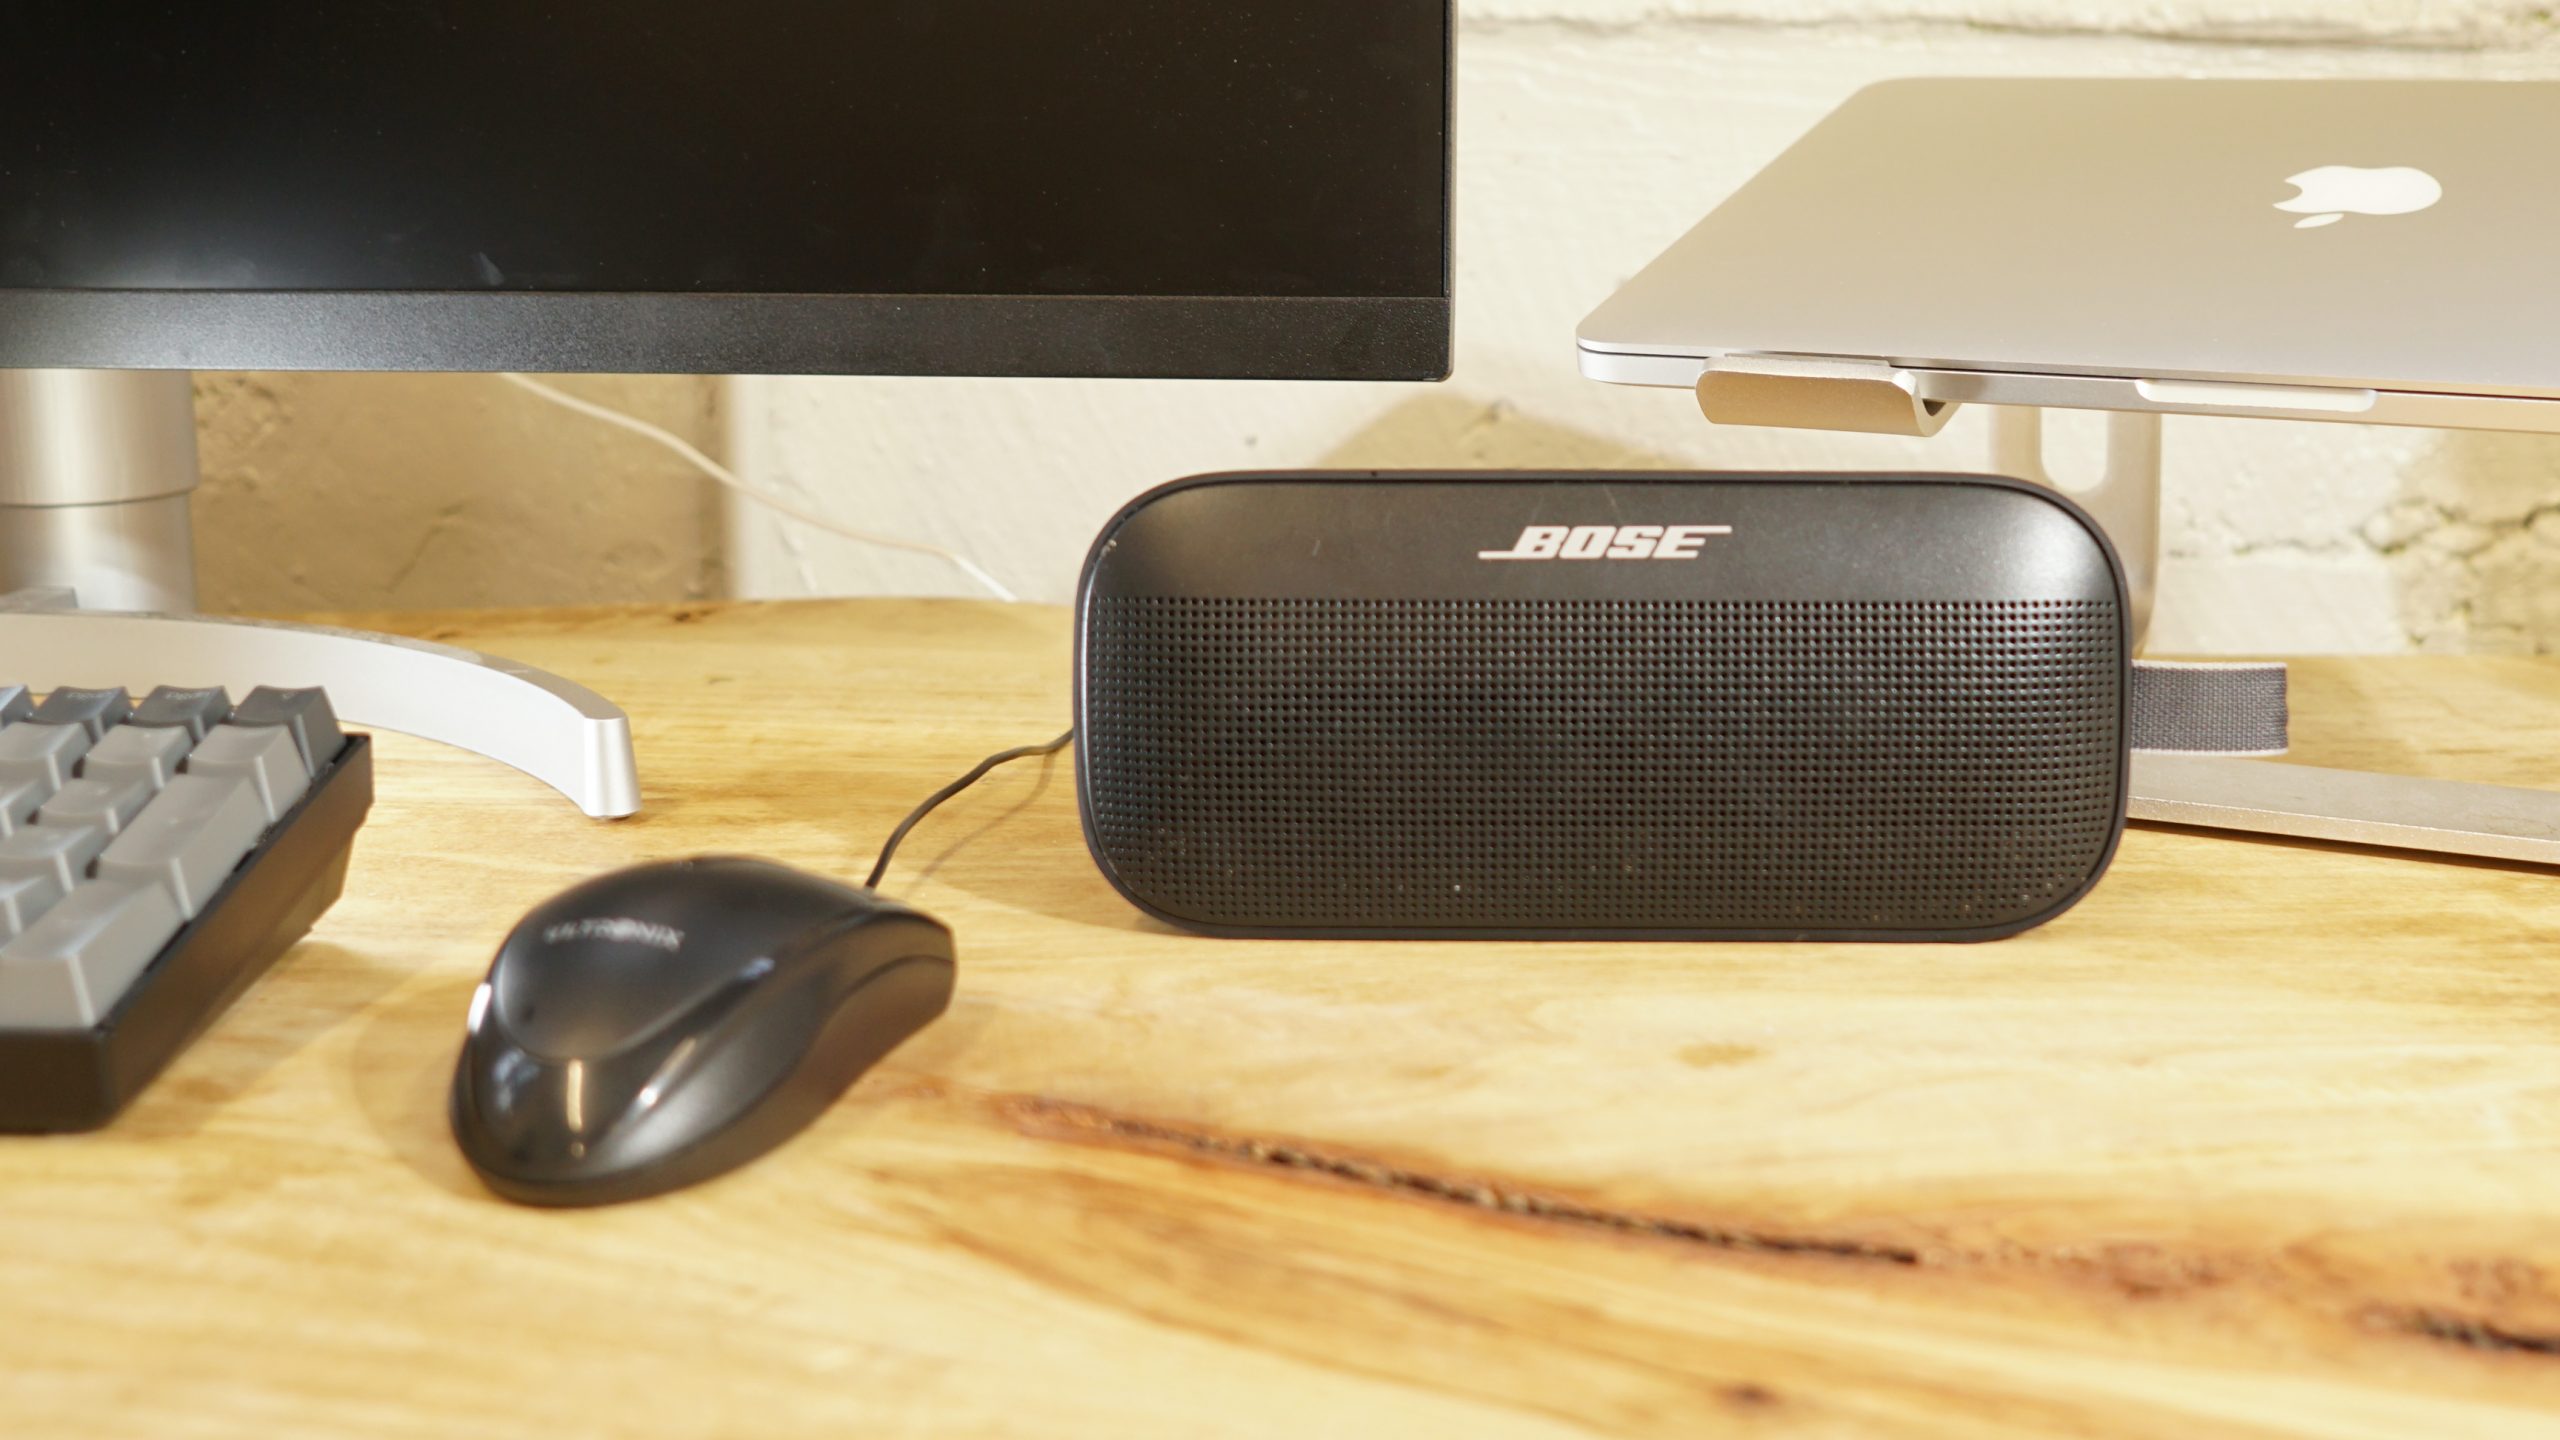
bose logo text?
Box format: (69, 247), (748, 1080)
(1477, 524), (1732, 561)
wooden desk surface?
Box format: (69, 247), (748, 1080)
(9, 599), (2560, 1438)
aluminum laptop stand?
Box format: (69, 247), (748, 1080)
(1688, 353), (2560, 867)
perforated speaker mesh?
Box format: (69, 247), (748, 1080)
(1082, 597), (2125, 935)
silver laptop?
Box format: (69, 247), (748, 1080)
(1578, 79), (2560, 433)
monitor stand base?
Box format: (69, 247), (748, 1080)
(0, 591), (643, 820)
(0, 369), (642, 819)
(1995, 406), (2560, 869)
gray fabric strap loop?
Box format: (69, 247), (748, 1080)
(2131, 661), (2289, 756)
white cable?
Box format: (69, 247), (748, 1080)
(496, 372), (1020, 603)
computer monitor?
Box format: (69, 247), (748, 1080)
(0, 2), (1454, 609)
(0, 2), (1451, 818)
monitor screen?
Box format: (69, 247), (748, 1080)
(0, 2), (1451, 378)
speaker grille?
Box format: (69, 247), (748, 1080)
(1083, 597), (2124, 935)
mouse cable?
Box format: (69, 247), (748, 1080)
(497, 372), (1022, 603)
(866, 730), (1076, 891)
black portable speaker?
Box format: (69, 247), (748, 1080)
(1075, 472), (2130, 941)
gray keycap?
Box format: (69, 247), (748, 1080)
(0, 822), (109, 895)
(0, 724), (86, 800)
(80, 723), (194, 794)
(37, 778), (155, 836)
(0, 773), (52, 834)
(0, 686), (30, 726)
(232, 687), (344, 776)
(183, 725), (310, 823)
(131, 685), (234, 739)
(0, 873), (63, 942)
(29, 687), (131, 741)
(95, 774), (266, 918)
(0, 882), (185, 1028)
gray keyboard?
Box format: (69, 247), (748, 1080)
(0, 684), (345, 1029)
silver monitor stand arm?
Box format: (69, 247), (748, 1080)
(0, 369), (641, 819)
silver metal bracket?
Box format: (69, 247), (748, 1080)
(1697, 354), (1958, 438)
(0, 593), (641, 819)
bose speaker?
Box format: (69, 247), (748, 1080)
(1075, 473), (2130, 941)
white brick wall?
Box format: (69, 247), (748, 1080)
(730, 5), (2560, 654)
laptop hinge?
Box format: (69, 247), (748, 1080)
(1696, 353), (1959, 437)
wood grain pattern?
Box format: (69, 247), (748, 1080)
(8, 598), (2560, 1438)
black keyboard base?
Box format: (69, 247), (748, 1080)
(0, 734), (374, 1132)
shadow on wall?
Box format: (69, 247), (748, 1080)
(2387, 428), (2560, 654)
(189, 372), (729, 616)
(1313, 391), (1691, 472)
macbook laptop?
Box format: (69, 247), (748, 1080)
(1578, 78), (2560, 433)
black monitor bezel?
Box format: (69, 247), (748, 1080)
(0, 292), (1449, 380)
(0, 8), (1452, 383)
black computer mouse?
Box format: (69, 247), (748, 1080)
(449, 856), (954, 1207)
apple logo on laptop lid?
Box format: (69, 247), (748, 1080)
(2275, 165), (2443, 230)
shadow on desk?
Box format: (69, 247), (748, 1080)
(346, 970), (484, 1198)
(108, 941), (411, 1142)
